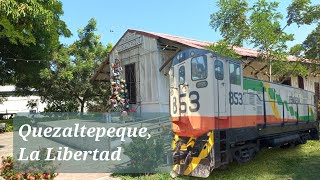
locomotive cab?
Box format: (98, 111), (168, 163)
(170, 49), (243, 136)
(169, 48), (243, 177)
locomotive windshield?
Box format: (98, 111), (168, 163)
(172, 48), (211, 66)
(191, 56), (207, 81)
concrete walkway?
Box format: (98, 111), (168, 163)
(0, 132), (13, 156)
(0, 132), (119, 180)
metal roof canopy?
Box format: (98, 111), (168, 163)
(91, 29), (320, 82)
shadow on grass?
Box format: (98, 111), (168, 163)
(206, 141), (320, 180)
(113, 140), (320, 180)
(276, 155), (320, 179)
(145, 140), (320, 180)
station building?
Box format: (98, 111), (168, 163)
(92, 29), (320, 113)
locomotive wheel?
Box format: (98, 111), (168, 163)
(233, 145), (258, 164)
(300, 135), (307, 144)
(234, 150), (250, 163)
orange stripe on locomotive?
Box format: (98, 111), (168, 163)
(172, 115), (299, 137)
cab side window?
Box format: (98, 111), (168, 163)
(179, 66), (185, 85)
(214, 60), (224, 80)
(229, 62), (241, 85)
(191, 56), (207, 81)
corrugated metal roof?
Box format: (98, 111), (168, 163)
(138, 30), (212, 49)
(128, 29), (262, 58)
(92, 29), (313, 81)
(128, 29), (311, 62)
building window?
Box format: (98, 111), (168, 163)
(280, 77), (291, 86)
(214, 60), (224, 80)
(191, 56), (207, 81)
(230, 62), (241, 85)
(298, 76), (304, 89)
(179, 66), (185, 85)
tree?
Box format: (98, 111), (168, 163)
(210, 0), (319, 82)
(302, 24), (320, 60)
(206, 40), (241, 59)
(39, 18), (112, 113)
(0, 0), (71, 90)
(287, 0), (320, 61)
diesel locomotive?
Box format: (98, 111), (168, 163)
(169, 48), (319, 178)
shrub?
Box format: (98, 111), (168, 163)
(5, 119), (13, 132)
(1, 148), (59, 180)
(121, 135), (165, 175)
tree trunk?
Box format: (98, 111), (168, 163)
(80, 101), (85, 114)
(77, 96), (86, 114)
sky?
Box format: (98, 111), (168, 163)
(59, 0), (317, 49)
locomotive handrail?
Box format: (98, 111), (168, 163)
(262, 87), (267, 127)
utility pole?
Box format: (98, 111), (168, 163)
(269, 58), (272, 82)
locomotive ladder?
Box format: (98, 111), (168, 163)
(219, 130), (229, 165)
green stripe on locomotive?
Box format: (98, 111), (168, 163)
(243, 77), (314, 122)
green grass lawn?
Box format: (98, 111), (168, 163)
(119, 140), (320, 180)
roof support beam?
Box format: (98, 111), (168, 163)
(243, 58), (254, 69)
(254, 65), (268, 76)
(240, 58), (270, 78)
(159, 48), (181, 72)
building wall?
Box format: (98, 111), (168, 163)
(0, 86), (46, 113)
(303, 76), (320, 93)
(109, 32), (170, 113)
(243, 60), (320, 93)
(0, 96), (47, 113)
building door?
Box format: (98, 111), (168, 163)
(125, 64), (136, 104)
(315, 82), (320, 100)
